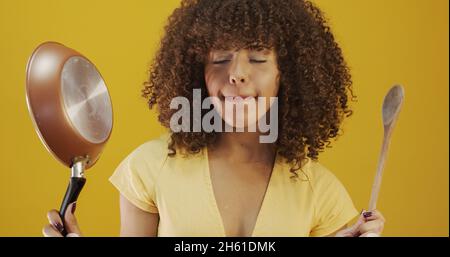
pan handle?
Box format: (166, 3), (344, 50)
(58, 157), (88, 236)
(59, 177), (86, 236)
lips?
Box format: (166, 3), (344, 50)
(220, 91), (257, 99)
(226, 95), (255, 100)
(223, 95), (256, 104)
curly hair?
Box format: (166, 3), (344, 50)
(142, 0), (356, 178)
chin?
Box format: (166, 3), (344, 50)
(222, 114), (260, 132)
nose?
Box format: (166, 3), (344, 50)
(228, 55), (249, 87)
(229, 74), (247, 85)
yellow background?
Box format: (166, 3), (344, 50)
(0, 0), (448, 236)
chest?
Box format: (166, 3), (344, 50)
(208, 160), (273, 237)
(156, 153), (315, 236)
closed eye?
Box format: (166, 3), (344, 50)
(250, 59), (267, 63)
(212, 60), (230, 64)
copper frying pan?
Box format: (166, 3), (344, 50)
(25, 41), (113, 235)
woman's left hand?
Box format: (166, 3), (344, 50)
(335, 209), (385, 237)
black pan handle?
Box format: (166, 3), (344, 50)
(59, 177), (86, 236)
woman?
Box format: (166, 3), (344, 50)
(43, 0), (385, 237)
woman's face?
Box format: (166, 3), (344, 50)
(204, 48), (280, 129)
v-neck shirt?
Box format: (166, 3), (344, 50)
(109, 134), (359, 237)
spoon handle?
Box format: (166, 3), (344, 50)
(368, 125), (394, 211)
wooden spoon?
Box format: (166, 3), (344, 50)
(368, 85), (405, 211)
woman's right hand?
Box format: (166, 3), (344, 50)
(42, 202), (82, 237)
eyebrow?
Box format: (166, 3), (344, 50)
(249, 49), (271, 55)
(211, 50), (234, 55)
(210, 53), (232, 61)
(211, 49), (272, 56)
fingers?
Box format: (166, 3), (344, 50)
(359, 209), (385, 236)
(42, 224), (63, 237)
(336, 209), (386, 237)
(66, 233), (81, 237)
(43, 203), (83, 237)
(359, 219), (384, 235)
(63, 202), (82, 236)
(346, 210), (367, 236)
(47, 209), (64, 234)
(335, 210), (366, 237)
(360, 232), (381, 237)
(364, 210), (386, 223)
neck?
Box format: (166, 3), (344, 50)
(211, 131), (276, 165)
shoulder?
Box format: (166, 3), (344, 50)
(109, 134), (172, 213)
(116, 133), (171, 178)
(303, 160), (345, 194)
(306, 160), (358, 236)
(128, 133), (170, 163)
(307, 160), (338, 180)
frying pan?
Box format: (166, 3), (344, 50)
(25, 41), (113, 235)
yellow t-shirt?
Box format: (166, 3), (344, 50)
(109, 134), (359, 237)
